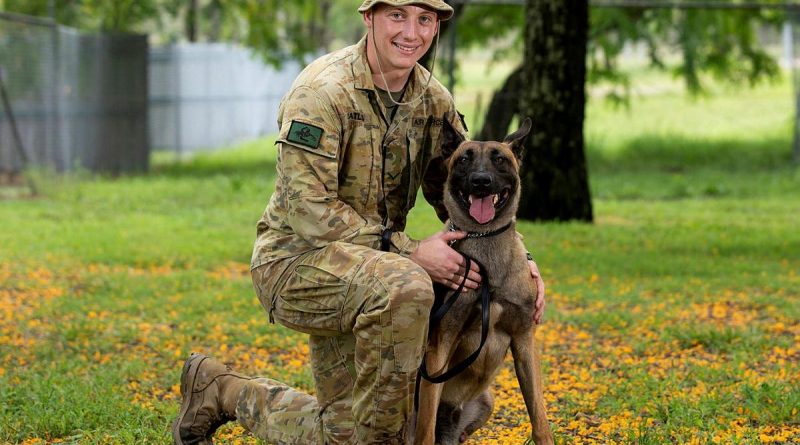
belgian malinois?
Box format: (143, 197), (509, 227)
(413, 118), (553, 445)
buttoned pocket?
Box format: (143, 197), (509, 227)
(274, 243), (365, 336)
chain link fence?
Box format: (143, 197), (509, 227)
(149, 43), (300, 155)
(0, 12), (148, 175)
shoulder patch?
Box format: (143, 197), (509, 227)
(287, 121), (324, 149)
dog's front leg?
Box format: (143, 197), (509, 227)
(413, 329), (453, 445)
(510, 329), (553, 445)
(414, 372), (442, 444)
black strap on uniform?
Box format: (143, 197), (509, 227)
(380, 228), (394, 252)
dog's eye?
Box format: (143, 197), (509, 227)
(457, 155), (469, 164)
(493, 156), (506, 166)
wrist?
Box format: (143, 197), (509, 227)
(382, 229), (418, 258)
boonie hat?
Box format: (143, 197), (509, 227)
(358, 0), (455, 21)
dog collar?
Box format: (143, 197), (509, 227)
(448, 221), (513, 240)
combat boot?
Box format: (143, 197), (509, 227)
(172, 353), (251, 445)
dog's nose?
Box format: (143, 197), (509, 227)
(469, 172), (492, 188)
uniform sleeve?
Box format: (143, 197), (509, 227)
(422, 109), (468, 223)
(277, 86), (419, 256)
(387, 230), (420, 256)
(278, 86), (373, 245)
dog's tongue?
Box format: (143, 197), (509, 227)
(469, 195), (495, 224)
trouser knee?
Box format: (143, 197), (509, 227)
(372, 254), (435, 317)
(360, 255), (434, 373)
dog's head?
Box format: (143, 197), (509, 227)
(441, 117), (532, 231)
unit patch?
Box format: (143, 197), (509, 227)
(287, 121), (323, 149)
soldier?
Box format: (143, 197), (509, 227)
(172, 1), (546, 444)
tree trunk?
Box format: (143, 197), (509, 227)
(208, 0), (222, 42)
(309, 0), (333, 52)
(187, 0), (198, 42)
(477, 65), (523, 142)
(517, 0), (593, 222)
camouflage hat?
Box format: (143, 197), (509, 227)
(358, 0), (454, 21)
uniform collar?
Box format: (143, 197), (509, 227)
(352, 34), (424, 100)
(353, 35), (375, 91)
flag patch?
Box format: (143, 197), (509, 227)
(287, 121), (324, 149)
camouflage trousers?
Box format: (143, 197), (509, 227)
(240, 241), (435, 445)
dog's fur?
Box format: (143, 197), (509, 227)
(413, 118), (553, 445)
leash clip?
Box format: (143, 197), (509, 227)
(447, 221), (458, 246)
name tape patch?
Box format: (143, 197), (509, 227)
(347, 111), (365, 121)
(287, 121), (324, 149)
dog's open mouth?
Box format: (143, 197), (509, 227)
(459, 188), (510, 224)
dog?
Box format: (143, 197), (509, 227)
(413, 117), (553, 445)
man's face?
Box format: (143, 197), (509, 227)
(364, 4), (439, 73)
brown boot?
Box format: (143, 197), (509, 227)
(172, 353), (250, 445)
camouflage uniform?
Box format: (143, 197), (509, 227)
(243, 33), (467, 445)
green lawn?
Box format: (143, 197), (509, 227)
(0, 69), (798, 444)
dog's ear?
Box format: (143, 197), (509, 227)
(503, 117), (532, 160)
(441, 114), (465, 160)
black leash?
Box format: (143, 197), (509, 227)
(419, 255), (490, 384)
(410, 253), (490, 415)
(380, 228), (492, 414)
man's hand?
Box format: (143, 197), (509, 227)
(410, 230), (481, 291)
(528, 259), (545, 324)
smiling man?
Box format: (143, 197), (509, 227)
(172, 1), (545, 444)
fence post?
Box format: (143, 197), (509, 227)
(0, 68), (38, 195)
(791, 11), (800, 165)
(173, 47), (183, 159)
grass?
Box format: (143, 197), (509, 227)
(1, 65), (799, 444)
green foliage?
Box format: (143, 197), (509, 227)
(78, 0), (160, 32)
(1, 0), (169, 32)
(0, 0), (354, 66)
(1, 0), (81, 27)
(449, 3), (784, 99)
(588, 8), (644, 103)
(221, 0), (331, 66)
(0, 0), (786, 89)
(588, 6), (782, 98)
(454, 5), (522, 62)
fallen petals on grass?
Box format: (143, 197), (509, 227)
(2, 259), (798, 444)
